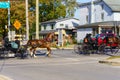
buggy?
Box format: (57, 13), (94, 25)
(74, 33), (120, 55)
(0, 41), (28, 59)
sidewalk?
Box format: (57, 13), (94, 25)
(99, 56), (120, 66)
(0, 75), (13, 80)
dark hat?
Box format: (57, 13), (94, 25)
(89, 33), (92, 35)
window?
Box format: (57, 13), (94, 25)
(51, 24), (54, 30)
(101, 13), (104, 21)
(44, 25), (46, 30)
(65, 24), (68, 29)
(86, 15), (89, 23)
(101, 4), (104, 10)
(60, 24), (64, 26)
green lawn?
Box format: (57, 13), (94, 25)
(107, 56), (120, 60)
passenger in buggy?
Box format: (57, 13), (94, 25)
(84, 34), (95, 44)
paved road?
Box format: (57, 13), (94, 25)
(0, 49), (120, 80)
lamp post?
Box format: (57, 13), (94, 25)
(26, 0), (29, 40)
(36, 0), (39, 39)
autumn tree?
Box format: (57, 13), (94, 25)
(0, 0), (78, 38)
(0, 1), (34, 38)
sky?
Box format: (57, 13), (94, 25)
(74, 0), (92, 19)
(76, 0), (91, 3)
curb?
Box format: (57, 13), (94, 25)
(99, 60), (120, 66)
(36, 48), (74, 50)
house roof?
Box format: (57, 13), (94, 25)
(103, 0), (120, 12)
(32, 30), (57, 35)
(41, 18), (79, 24)
(39, 30), (57, 35)
(78, 0), (120, 12)
(77, 21), (120, 28)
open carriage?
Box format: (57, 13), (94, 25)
(74, 32), (120, 55)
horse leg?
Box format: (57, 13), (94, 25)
(46, 47), (51, 57)
(33, 48), (37, 58)
(29, 48), (33, 57)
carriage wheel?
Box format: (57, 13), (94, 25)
(74, 44), (83, 54)
(98, 44), (106, 54)
(82, 44), (91, 55)
(107, 43), (120, 54)
(15, 47), (29, 59)
(110, 46), (120, 54)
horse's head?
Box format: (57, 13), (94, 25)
(108, 36), (119, 43)
(45, 32), (55, 42)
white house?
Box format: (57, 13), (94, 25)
(40, 18), (80, 46)
(77, 0), (120, 43)
(41, 18), (79, 31)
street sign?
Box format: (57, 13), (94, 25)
(13, 20), (21, 30)
(0, 2), (10, 8)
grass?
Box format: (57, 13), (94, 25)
(60, 44), (74, 48)
(107, 56), (120, 60)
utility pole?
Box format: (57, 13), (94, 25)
(26, 0), (29, 40)
(36, 0), (39, 39)
(8, 0), (11, 41)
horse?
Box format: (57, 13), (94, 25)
(26, 32), (55, 57)
(107, 36), (120, 46)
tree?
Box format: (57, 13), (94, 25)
(62, 0), (78, 17)
(39, 0), (66, 22)
(0, 1), (35, 38)
(0, 1), (26, 37)
(0, 0), (78, 38)
(28, 0), (66, 37)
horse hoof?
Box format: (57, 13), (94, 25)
(46, 54), (51, 57)
(33, 55), (37, 58)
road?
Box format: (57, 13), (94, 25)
(0, 49), (120, 80)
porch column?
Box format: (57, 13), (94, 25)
(98, 26), (102, 34)
(58, 29), (63, 47)
(119, 26), (120, 36)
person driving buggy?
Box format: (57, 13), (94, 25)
(84, 33), (95, 45)
(84, 34), (95, 48)
(3, 35), (12, 50)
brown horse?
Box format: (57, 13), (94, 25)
(108, 36), (120, 43)
(26, 32), (55, 57)
(107, 36), (120, 48)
